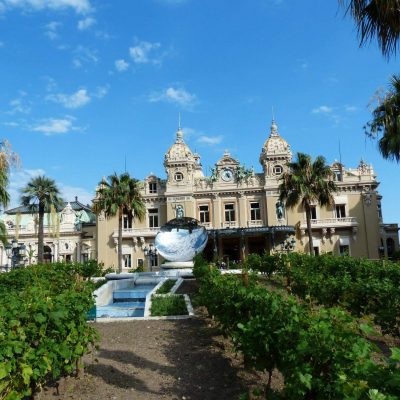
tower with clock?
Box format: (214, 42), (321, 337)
(215, 150), (240, 183)
(259, 119), (292, 181)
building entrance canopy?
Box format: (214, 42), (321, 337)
(209, 225), (295, 237)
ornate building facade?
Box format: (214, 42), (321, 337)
(0, 198), (96, 268)
(96, 120), (399, 271)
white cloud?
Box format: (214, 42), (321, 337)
(77, 16), (96, 30)
(197, 135), (223, 145)
(3, 121), (19, 127)
(44, 21), (61, 40)
(94, 85), (108, 98)
(72, 45), (98, 68)
(129, 39), (162, 64)
(345, 105), (358, 112)
(115, 59), (129, 72)
(149, 87), (197, 109)
(311, 105), (333, 114)
(7, 168), (46, 208)
(43, 76), (57, 92)
(59, 184), (93, 205)
(0, 0), (92, 14)
(8, 92), (31, 114)
(32, 117), (78, 135)
(7, 168), (92, 209)
(47, 88), (90, 109)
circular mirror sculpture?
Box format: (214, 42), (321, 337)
(155, 217), (208, 263)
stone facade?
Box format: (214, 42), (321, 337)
(0, 198), (96, 268)
(96, 120), (399, 271)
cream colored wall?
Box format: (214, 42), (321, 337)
(96, 214), (118, 268)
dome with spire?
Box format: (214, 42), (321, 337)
(261, 119), (291, 156)
(164, 126), (194, 163)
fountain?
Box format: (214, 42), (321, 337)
(155, 216), (208, 269)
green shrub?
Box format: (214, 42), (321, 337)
(195, 260), (400, 399)
(245, 253), (400, 337)
(156, 279), (176, 294)
(0, 263), (98, 399)
(150, 295), (187, 316)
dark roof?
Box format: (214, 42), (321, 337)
(5, 198), (93, 215)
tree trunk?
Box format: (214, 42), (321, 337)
(305, 202), (314, 256)
(118, 208), (123, 273)
(38, 202), (44, 263)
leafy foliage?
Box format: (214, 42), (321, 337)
(20, 176), (63, 263)
(155, 279), (176, 294)
(365, 74), (400, 162)
(248, 253), (400, 337)
(150, 295), (187, 316)
(193, 255), (400, 399)
(93, 173), (145, 272)
(0, 263), (98, 399)
(339, 0), (400, 59)
(279, 152), (337, 255)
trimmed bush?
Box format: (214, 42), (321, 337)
(0, 263), (98, 399)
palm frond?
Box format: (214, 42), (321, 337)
(340, 0), (400, 58)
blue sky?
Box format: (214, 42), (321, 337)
(0, 0), (399, 225)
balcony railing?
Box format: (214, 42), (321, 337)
(113, 227), (160, 237)
(6, 224), (81, 235)
(222, 221), (238, 228)
(248, 220), (263, 227)
(301, 217), (358, 228)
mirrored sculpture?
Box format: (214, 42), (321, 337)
(155, 217), (208, 262)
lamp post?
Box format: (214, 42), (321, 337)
(280, 234), (296, 253)
(144, 243), (158, 272)
(5, 239), (26, 270)
(279, 234), (296, 293)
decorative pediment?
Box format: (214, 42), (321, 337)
(216, 150), (239, 168)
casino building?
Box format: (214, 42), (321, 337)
(96, 120), (399, 271)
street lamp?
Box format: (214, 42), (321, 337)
(5, 239), (26, 270)
(144, 243), (158, 271)
(280, 234), (296, 253)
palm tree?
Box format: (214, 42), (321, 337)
(279, 153), (337, 256)
(20, 176), (63, 263)
(0, 140), (19, 245)
(365, 74), (400, 162)
(339, 0), (400, 58)
(93, 173), (145, 272)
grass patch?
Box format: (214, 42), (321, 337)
(151, 294), (188, 316)
(156, 279), (176, 294)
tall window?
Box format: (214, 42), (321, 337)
(150, 256), (158, 267)
(224, 203), (235, 222)
(377, 203), (383, 220)
(148, 208), (159, 228)
(335, 204), (346, 218)
(333, 170), (342, 181)
(123, 215), (132, 229)
(199, 205), (210, 223)
(149, 182), (157, 194)
(123, 254), (132, 268)
(339, 245), (349, 256)
(310, 205), (317, 220)
(250, 202), (261, 220)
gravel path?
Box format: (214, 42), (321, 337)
(36, 317), (260, 400)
